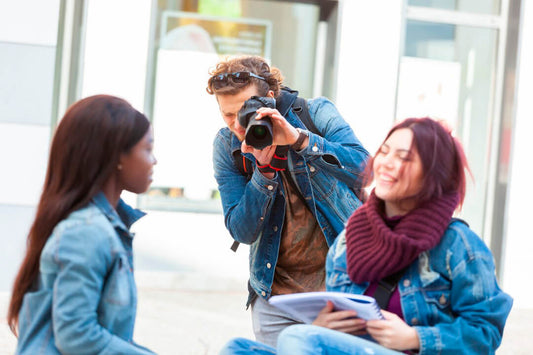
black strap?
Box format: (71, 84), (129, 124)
(230, 240), (240, 252)
(373, 269), (405, 310)
(232, 147), (254, 180)
(292, 96), (320, 136)
(450, 217), (469, 227)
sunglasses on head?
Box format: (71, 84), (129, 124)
(210, 71), (266, 89)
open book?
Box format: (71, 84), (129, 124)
(268, 291), (384, 324)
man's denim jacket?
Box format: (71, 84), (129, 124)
(213, 96), (369, 305)
(16, 192), (155, 355)
(326, 220), (513, 355)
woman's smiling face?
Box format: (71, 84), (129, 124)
(373, 128), (424, 217)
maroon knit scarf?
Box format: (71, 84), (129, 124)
(345, 190), (459, 284)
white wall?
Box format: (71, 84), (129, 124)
(502, 0), (533, 308)
(0, 0), (60, 290)
(82, 0), (151, 110)
(336, 0), (404, 154)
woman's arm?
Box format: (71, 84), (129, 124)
(412, 227), (513, 355)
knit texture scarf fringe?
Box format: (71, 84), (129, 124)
(345, 190), (459, 284)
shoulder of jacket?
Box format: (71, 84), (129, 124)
(54, 205), (117, 243)
(437, 221), (489, 261)
(307, 96), (336, 115)
(214, 127), (233, 145)
(214, 126), (231, 139)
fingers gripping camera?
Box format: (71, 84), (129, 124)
(238, 96), (276, 150)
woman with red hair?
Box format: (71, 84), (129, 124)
(221, 117), (513, 355)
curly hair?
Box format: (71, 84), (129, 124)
(206, 55), (284, 97)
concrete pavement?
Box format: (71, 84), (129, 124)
(0, 271), (531, 354)
(0, 209), (530, 354)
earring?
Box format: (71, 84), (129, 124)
(117, 164), (123, 170)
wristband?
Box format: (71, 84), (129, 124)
(257, 163), (275, 174)
(269, 153), (288, 171)
(291, 128), (309, 151)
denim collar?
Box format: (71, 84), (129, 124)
(276, 86), (298, 117)
(91, 192), (146, 236)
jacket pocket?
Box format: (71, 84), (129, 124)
(102, 255), (132, 306)
(420, 278), (453, 324)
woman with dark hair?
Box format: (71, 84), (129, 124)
(8, 95), (157, 354)
(221, 117), (512, 354)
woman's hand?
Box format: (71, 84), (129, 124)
(312, 301), (367, 336)
(366, 310), (420, 351)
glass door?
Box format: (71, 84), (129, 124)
(396, 0), (520, 276)
(396, 18), (498, 235)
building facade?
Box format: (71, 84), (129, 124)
(1, 0), (531, 307)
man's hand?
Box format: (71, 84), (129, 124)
(241, 142), (276, 179)
(366, 310), (420, 351)
(254, 107), (301, 147)
(312, 301), (367, 336)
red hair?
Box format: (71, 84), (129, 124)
(365, 117), (471, 208)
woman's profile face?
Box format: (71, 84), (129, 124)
(373, 128), (424, 217)
(118, 128), (157, 194)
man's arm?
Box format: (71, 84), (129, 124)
(213, 129), (279, 244)
(299, 97), (369, 188)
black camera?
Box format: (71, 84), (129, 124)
(238, 96), (276, 150)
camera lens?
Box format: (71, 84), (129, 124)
(238, 96), (276, 150)
(252, 126), (267, 139)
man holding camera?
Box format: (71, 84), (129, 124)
(207, 55), (369, 346)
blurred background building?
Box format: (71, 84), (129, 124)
(0, 0), (531, 319)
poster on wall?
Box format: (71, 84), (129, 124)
(160, 11), (271, 58)
(150, 12), (272, 205)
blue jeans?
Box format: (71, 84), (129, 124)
(277, 325), (404, 354)
(219, 337), (275, 355)
(219, 325), (404, 355)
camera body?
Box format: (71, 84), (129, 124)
(238, 96), (276, 150)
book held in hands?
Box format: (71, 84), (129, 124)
(268, 291), (384, 324)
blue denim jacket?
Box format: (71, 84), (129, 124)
(213, 96), (369, 304)
(16, 192), (155, 355)
(326, 220), (513, 355)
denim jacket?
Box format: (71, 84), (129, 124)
(16, 192), (155, 355)
(213, 96), (369, 304)
(326, 220), (513, 355)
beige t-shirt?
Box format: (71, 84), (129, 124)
(271, 172), (329, 295)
